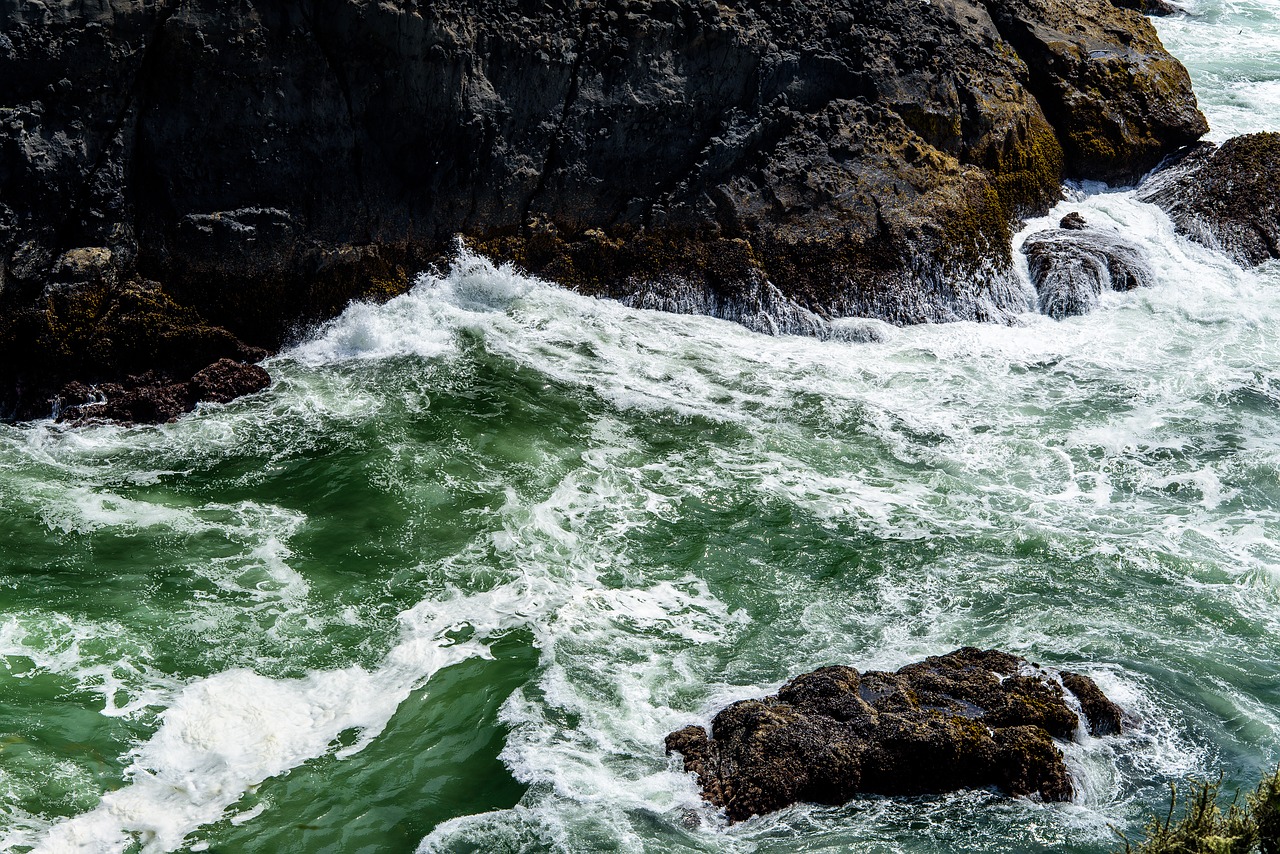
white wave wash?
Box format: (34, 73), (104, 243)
(11, 6), (1280, 852)
(22, 182), (1280, 850)
(23, 386), (741, 852)
(32, 590), (499, 853)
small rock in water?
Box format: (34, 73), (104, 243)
(1060, 671), (1123, 736)
(1023, 227), (1154, 319)
(1059, 212), (1089, 230)
(666, 648), (1122, 822)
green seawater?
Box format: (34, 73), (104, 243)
(4, 3), (1280, 852)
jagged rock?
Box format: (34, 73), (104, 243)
(1138, 133), (1280, 267)
(56, 359), (270, 426)
(665, 648), (1122, 822)
(1060, 671), (1123, 736)
(1, 0), (1207, 416)
(1110, 0), (1184, 16)
(189, 359), (272, 406)
(56, 373), (195, 425)
(1060, 212), (1089, 231)
(983, 0), (1205, 184)
(0, 275), (267, 420)
(1023, 227), (1154, 318)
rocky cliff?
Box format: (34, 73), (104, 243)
(0, 0), (1206, 418)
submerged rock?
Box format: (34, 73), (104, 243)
(1023, 225), (1154, 318)
(1138, 133), (1280, 267)
(665, 648), (1122, 822)
(1, 0), (1206, 416)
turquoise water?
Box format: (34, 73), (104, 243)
(4, 4), (1280, 852)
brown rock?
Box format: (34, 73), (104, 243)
(666, 648), (1123, 822)
(55, 359), (269, 426)
(1061, 671), (1124, 736)
(189, 359), (271, 405)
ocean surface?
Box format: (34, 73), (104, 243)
(3, 3), (1280, 851)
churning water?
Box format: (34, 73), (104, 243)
(3, 3), (1280, 852)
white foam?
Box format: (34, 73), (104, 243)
(0, 612), (176, 719)
(286, 246), (537, 368)
(28, 407), (745, 853)
(12, 43), (1280, 847)
(30, 589), (502, 853)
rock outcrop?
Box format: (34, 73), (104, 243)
(1023, 214), (1154, 318)
(55, 358), (270, 426)
(665, 648), (1123, 822)
(1138, 133), (1280, 267)
(1109, 0), (1185, 18)
(1, 0), (1207, 418)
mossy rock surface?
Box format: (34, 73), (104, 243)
(0, 277), (266, 420)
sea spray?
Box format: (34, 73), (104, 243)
(5, 1), (1280, 844)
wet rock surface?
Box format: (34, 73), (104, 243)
(1138, 133), (1280, 268)
(56, 359), (271, 426)
(1109, 0), (1185, 17)
(2, 0), (1206, 417)
(665, 648), (1123, 822)
(1023, 219), (1154, 318)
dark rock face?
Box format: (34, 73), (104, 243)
(1060, 671), (1123, 737)
(56, 359), (270, 426)
(665, 648), (1123, 822)
(1109, 0), (1185, 17)
(1138, 133), (1280, 267)
(1023, 224), (1154, 318)
(1060, 212), (1090, 231)
(1, 0), (1206, 417)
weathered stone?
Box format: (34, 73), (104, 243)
(0, 0), (1207, 417)
(1023, 227), (1154, 318)
(666, 648), (1122, 822)
(983, 0), (1206, 183)
(1060, 212), (1089, 230)
(1109, 0), (1184, 17)
(189, 359), (272, 406)
(56, 358), (270, 426)
(1061, 671), (1124, 736)
(1138, 133), (1280, 267)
